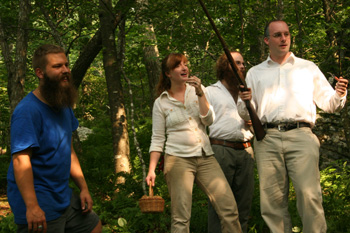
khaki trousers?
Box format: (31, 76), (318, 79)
(164, 154), (242, 233)
(254, 127), (326, 233)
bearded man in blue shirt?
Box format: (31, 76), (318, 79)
(7, 44), (102, 233)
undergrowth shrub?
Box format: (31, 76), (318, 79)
(286, 161), (350, 233)
(2, 112), (349, 233)
(321, 161), (350, 232)
(0, 213), (16, 232)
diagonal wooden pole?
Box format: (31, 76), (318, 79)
(198, 0), (266, 140)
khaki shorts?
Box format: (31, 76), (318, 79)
(17, 193), (100, 233)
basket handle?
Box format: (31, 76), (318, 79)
(149, 184), (154, 197)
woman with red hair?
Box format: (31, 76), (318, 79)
(146, 53), (242, 233)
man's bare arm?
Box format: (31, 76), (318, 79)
(13, 148), (47, 232)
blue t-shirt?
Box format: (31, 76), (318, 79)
(7, 92), (79, 224)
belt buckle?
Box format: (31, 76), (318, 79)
(277, 124), (287, 132)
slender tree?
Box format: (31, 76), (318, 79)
(0, 0), (31, 113)
(294, 0), (304, 57)
(99, 0), (131, 184)
(142, 24), (161, 109)
(136, 0), (161, 113)
(72, 0), (136, 89)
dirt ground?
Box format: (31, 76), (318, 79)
(0, 192), (11, 218)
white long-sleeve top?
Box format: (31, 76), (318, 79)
(206, 81), (253, 142)
(149, 84), (214, 157)
(237, 53), (346, 126)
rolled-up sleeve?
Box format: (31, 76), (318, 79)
(313, 67), (347, 113)
(237, 98), (251, 121)
(199, 104), (214, 126)
(199, 88), (215, 126)
(149, 99), (166, 153)
(237, 72), (255, 121)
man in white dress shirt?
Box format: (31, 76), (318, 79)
(206, 52), (255, 233)
(238, 20), (348, 233)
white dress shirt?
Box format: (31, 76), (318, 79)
(149, 84), (214, 157)
(206, 81), (253, 142)
(237, 53), (346, 126)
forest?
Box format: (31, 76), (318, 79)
(0, 0), (349, 232)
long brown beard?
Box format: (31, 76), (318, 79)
(223, 62), (246, 89)
(40, 73), (78, 109)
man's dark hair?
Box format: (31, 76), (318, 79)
(216, 51), (241, 81)
(32, 44), (65, 71)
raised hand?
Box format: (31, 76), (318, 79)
(335, 76), (348, 97)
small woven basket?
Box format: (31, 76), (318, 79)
(139, 185), (165, 213)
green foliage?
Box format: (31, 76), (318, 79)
(87, 156), (350, 232)
(0, 154), (11, 186)
(189, 185), (209, 233)
(128, 117), (153, 181)
(74, 68), (109, 123)
(78, 116), (115, 193)
(0, 213), (16, 233)
(249, 168), (270, 232)
(1, 115), (350, 232)
(1, 0), (350, 232)
(286, 161), (350, 233)
(0, 73), (10, 150)
(92, 171), (170, 233)
(321, 162), (350, 232)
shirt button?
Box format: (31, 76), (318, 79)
(189, 117), (192, 120)
(184, 106), (186, 109)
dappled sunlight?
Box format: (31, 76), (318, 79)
(206, 176), (231, 196)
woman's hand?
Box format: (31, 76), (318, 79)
(146, 170), (156, 186)
(187, 76), (204, 97)
(146, 152), (162, 186)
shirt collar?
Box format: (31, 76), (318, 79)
(160, 83), (190, 99)
(160, 90), (170, 98)
(266, 52), (296, 66)
(211, 81), (224, 88)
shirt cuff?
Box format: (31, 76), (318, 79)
(149, 145), (164, 153)
(199, 105), (214, 125)
(334, 89), (347, 100)
(237, 99), (251, 121)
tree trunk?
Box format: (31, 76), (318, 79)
(0, 0), (31, 114)
(294, 0), (304, 58)
(0, 0), (30, 151)
(248, 1), (266, 63)
(72, 0), (136, 89)
(337, 2), (350, 152)
(321, 0), (339, 76)
(237, 0), (244, 52)
(35, 1), (65, 48)
(142, 24), (161, 111)
(276, 0), (284, 20)
(322, 0), (336, 47)
(137, 0), (161, 112)
(99, 0), (130, 184)
(123, 69), (147, 195)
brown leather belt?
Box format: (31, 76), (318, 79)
(264, 122), (311, 132)
(210, 138), (251, 150)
